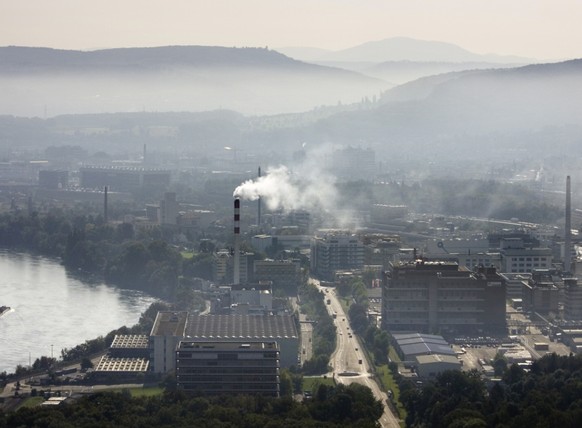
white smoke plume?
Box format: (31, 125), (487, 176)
(233, 144), (353, 226)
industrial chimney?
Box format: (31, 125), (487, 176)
(104, 186), (108, 224)
(257, 166), (261, 228)
(565, 175), (572, 273)
(234, 198), (241, 284)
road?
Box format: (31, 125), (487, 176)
(312, 279), (401, 428)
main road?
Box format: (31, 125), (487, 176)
(311, 278), (401, 428)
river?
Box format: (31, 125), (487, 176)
(0, 250), (159, 373)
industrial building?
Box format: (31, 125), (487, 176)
(310, 230), (364, 281)
(391, 333), (456, 362)
(150, 312), (298, 372)
(253, 259), (301, 292)
(564, 277), (582, 320)
(93, 334), (150, 381)
(38, 170), (68, 189)
(79, 165), (170, 192)
(230, 282), (273, 315)
(499, 238), (552, 274)
(521, 270), (560, 314)
(176, 341), (280, 396)
(382, 260), (506, 335)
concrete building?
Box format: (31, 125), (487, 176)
(149, 311), (189, 373)
(254, 259), (301, 292)
(362, 234), (401, 270)
(564, 278), (582, 320)
(150, 312), (298, 372)
(213, 250), (252, 285)
(79, 165), (170, 192)
(160, 192), (179, 225)
(93, 334), (150, 381)
(391, 333), (456, 362)
(370, 205), (408, 225)
(414, 354), (461, 379)
(38, 170), (68, 189)
(382, 260), (506, 335)
(311, 231), (364, 281)
(230, 282), (273, 315)
(500, 273), (532, 300)
(521, 270), (560, 315)
(176, 341), (280, 396)
(499, 238), (552, 274)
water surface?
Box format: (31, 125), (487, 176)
(0, 251), (158, 373)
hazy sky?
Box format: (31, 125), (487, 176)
(1, 0), (581, 60)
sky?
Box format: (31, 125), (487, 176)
(1, 0), (582, 60)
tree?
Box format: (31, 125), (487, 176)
(80, 357), (94, 370)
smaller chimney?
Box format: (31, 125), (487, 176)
(104, 186), (108, 224)
(257, 166), (261, 227)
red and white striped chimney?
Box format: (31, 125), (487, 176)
(234, 198), (241, 284)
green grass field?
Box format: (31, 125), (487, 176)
(302, 376), (335, 393)
(17, 396), (45, 409)
(108, 386), (164, 397)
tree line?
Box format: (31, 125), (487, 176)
(400, 353), (582, 428)
(0, 209), (215, 300)
(0, 383), (383, 428)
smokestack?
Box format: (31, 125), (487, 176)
(143, 144), (147, 164)
(234, 198), (240, 284)
(565, 175), (572, 273)
(104, 186), (108, 223)
(257, 166), (261, 228)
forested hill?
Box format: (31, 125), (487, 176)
(0, 46), (388, 116)
(0, 45), (379, 74)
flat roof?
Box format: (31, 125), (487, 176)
(178, 341), (278, 351)
(415, 354), (460, 365)
(94, 356), (149, 372)
(110, 335), (149, 349)
(150, 311), (189, 336)
(184, 314), (298, 339)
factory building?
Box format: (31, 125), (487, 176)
(176, 341), (280, 396)
(499, 238), (552, 274)
(382, 260), (506, 335)
(564, 277), (582, 320)
(521, 269), (560, 315)
(254, 259), (301, 292)
(38, 170), (69, 189)
(79, 165), (170, 192)
(150, 312), (298, 373)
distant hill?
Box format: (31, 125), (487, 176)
(315, 37), (533, 63)
(0, 46), (390, 116)
(277, 37), (535, 84)
(296, 58), (582, 159)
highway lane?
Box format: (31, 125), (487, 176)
(312, 278), (401, 428)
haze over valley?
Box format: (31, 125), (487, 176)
(3, 3), (582, 425)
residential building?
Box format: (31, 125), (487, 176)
(311, 230), (364, 281)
